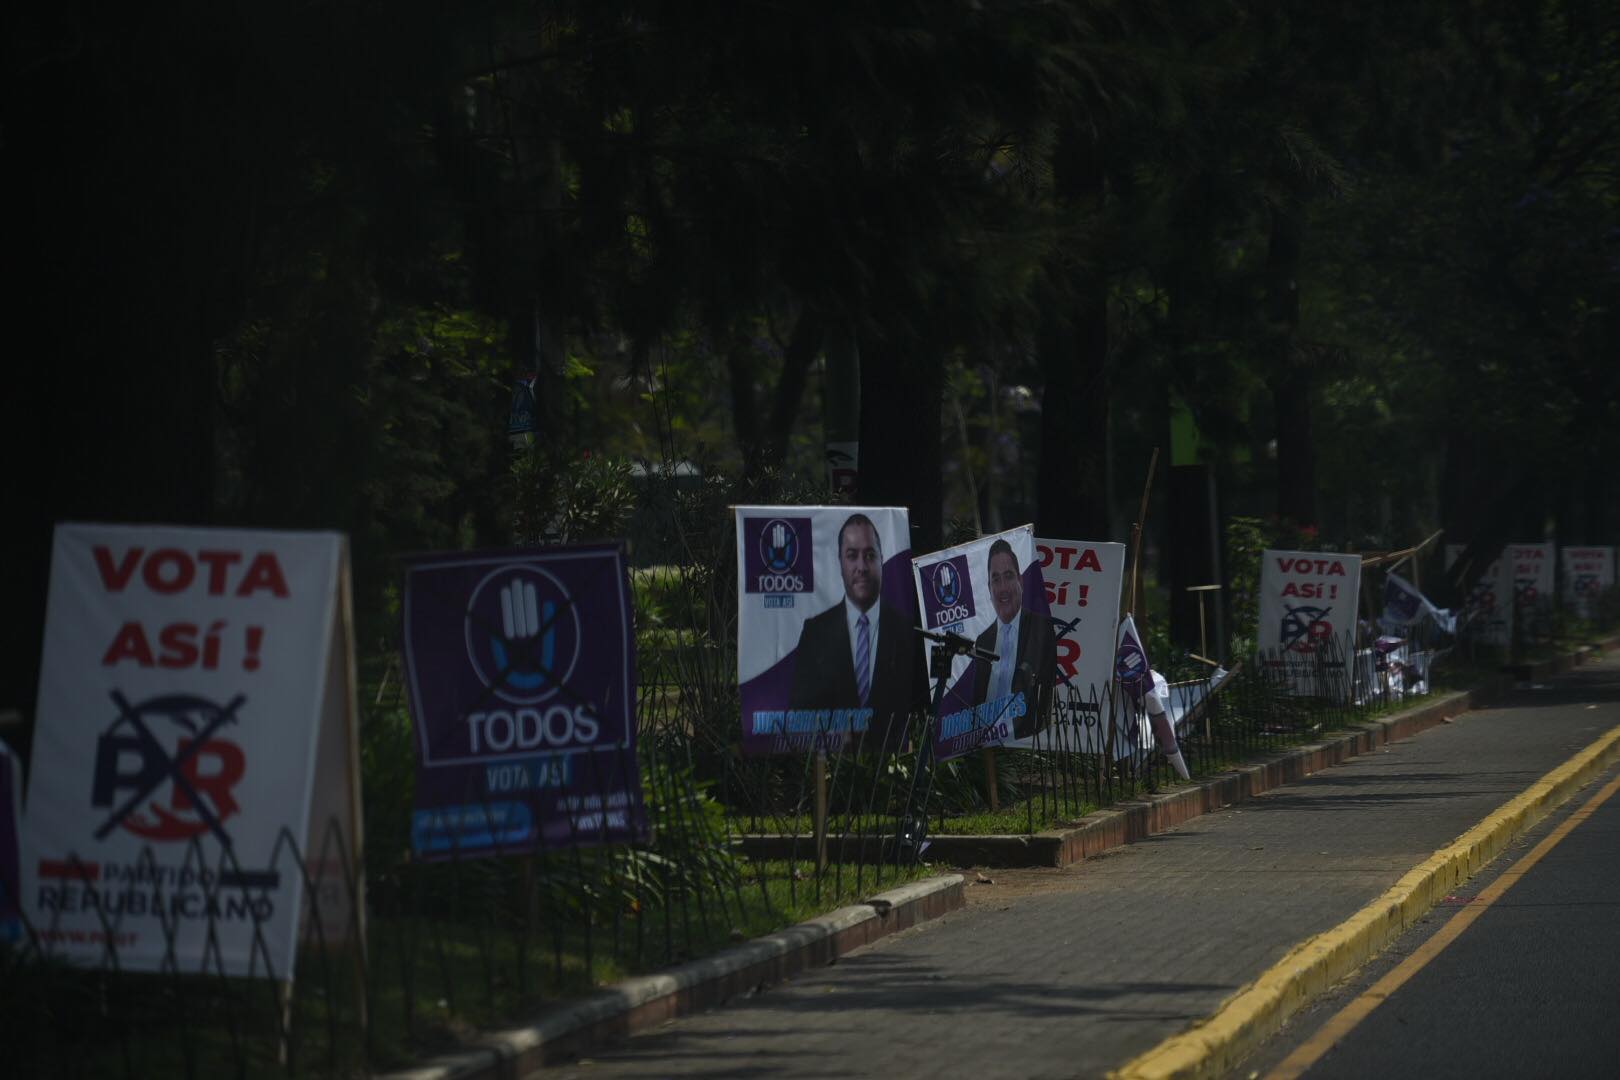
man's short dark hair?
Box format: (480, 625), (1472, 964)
(837, 513), (883, 561)
(986, 537), (1017, 575)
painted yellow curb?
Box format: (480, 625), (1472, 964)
(1110, 719), (1620, 1080)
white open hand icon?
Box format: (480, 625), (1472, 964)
(500, 577), (541, 641)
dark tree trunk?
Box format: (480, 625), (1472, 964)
(726, 339), (765, 479)
(1273, 368), (1316, 526)
(727, 311), (824, 480)
(1036, 289), (1111, 540)
(1037, 129), (1110, 542)
(857, 339), (942, 554)
(3, 6), (255, 720)
(764, 313), (824, 466)
(1266, 206), (1315, 526)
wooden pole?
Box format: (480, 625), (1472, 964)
(982, 747), (1000, 812)
(1198, 590), (1207, 659)
(1127, 522), (1142, 617)
(1184, 584), (1222, 662)
(1126, 447), (1161, 618)
(813, 749), (828, 872)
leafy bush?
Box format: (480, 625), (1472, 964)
(1225, 515), (1323, 647)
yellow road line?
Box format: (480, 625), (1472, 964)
(1264, 767), (1620, 1080)
(1108, 720), (1620, 1080)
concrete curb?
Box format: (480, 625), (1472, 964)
(1111, 690), (1620, 1078)
(389, 637), (1619, 1079)
(1521, 631), (1620, 679)
(383, 873), (964, 1079)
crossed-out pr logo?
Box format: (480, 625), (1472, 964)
(90, 692), (247, 844)
(1280, 604), (1333, 653)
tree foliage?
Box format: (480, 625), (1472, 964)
(4, 0), (1618, 701)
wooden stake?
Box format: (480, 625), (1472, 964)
(1127, 447), (1161, 618)
(813, 749), (828, 872)
(982, 747), (1000, 812)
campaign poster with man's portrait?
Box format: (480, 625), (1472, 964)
(735, 506), (924, 755)
(912, 526), (1055, 762)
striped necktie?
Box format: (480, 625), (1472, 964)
(855, 613), (871, 706)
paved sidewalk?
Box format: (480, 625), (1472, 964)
(552, 656), (1620, 1080)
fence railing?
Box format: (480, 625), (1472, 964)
(2, 618), (1458, 1078)
(13, 505), (1611, 1077)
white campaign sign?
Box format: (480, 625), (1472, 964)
(1033, 539), (1125, 754)
(1562, 546), (1615, 618)
(734, 506), (916, 754)
(23, 524), (362, 979)
(1507, 543), (1555, 606)
(1445, 544), (1513, 647)
(1257, 549), (1362, 697)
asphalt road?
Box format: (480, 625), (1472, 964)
(1240, 753), (1620, 1080)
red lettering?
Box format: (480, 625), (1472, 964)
(157, 623), (199, 669)
(171, 738), (245, 817)
(142, 549), (195, 594)
(1040, 545), (1102, 572)
(1277, 557), (1345, 577)
(197, 550), (242, 595)
(93, 547), (143, 591)
(102, 623), (154, 667)
(1055, 638), (1081, 681)
(236, 553), (289, 598)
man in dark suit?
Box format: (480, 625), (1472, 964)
(788, 513), (923, 743)
(970, 538), (1056, 739)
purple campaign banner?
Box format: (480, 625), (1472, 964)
(735, 506), (918, 756)
(919, 555), (976, 631)
(911, 524), (1054, 762)
(931, 564), (1050, 761)
(742, 516), (816, 595)
(402, 543), (646, 858)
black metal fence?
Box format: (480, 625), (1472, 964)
(7, 497), (1610, 1077)
(0, 622), (1453, 1078)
